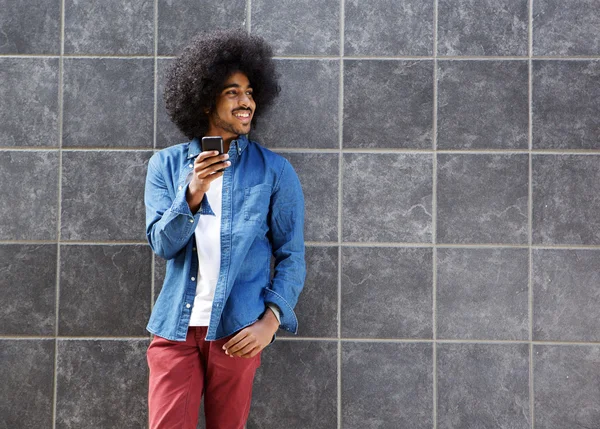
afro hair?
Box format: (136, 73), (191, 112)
(164, 29), (280, 140)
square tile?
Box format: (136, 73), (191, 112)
(534, 249), (600, 341)
(61, 150), (152, 241)
(533, 61), (600, 150)
(0, 245), (56, 335)
(59, 245), (151, 336)
(532, 155), (600, 245)
(437, 154), (529, 244)
(0, 151), (58, 240)
(341, 247), (432, 339)
(0, 340), (54, 429)
(342, 342), (433, 429)
(437, 60), (528, 149)
(344, 0), (433, 56)
(0, 58), (59, 147)
(251, 0), (340, 55)
(343, 153), (433, 242)
(64, 0), (153, 55)
(437, 343), (530, 429)
(281, 246), (338, 338)
(0, 0), (59, 54)
(534, 345), (600, 429)
(343, 60), (433, 149)
(249, 341), (337, 428)
(63, 59), (154, 148)
(437, 248), (529, 340)
(158, 0), (246, 55)
(252, 59), (339, 149)
(156, 59), (188, 148)
(533, 0), (600, 55)
(280, 153), (338, 242)
(56, 340), (149, 428)
(438, 0), (528, 56)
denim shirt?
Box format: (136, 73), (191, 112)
(145, 134), (306, 341)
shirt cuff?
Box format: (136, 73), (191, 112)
(267, 304), (281, 325)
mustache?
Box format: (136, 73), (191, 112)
(233, 108), (252, 113)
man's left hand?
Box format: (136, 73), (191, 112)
(222, 308), (279, 358)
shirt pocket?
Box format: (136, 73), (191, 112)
(243, 184), (272, 223)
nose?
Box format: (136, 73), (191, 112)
(238, 93), (250, 108)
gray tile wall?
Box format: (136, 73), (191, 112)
(1, 0), (599, 428)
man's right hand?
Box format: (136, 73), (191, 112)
(186, 150), (230, 213)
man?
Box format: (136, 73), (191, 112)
(144, 29), (306, 429)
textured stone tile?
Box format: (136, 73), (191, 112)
(0, 245), (56, 335)
(0, 58), (59, 147)
(533, 249), (600, 341)
(345, 0), (433, 56)
(63, 59), (154, 148)
(0, 0), (59, 54)
(533, 61), (600, 149)
(61, 150), (152, 241)
(281, 246), (338, 338)
(281, 153), (338, 242)
(437, 248), (529, 340)
(250, 341), (337, 428)
(341, 247), (432, 339)
(154, 253), (166, 302)
(437, 343), (530, 429)
(437, 60), (528, 149)
(533, 0), (600, 55)
(438, 0), (528, 56)
(156, 59), (188, 148)
(343, 153), (433, 243)
(158, 0), (246, 55)
(0, 340), (54, 429)
(343, 60), (433, 149)
(437, 154), (528, 244)
(253, 59), (339, 149)
(64, 0), (153, 55)
(342, 342), (433, 429)
(0, 151), (58, 240)
(56, 340), (149, 429)
(532, 155), (600, 245)
(534, 345), (600, 429)
(251, 0), (340, 55)
(59, 245), (151, 336)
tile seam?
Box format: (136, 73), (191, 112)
(337, 1), (345, 428)
(529, 0), (535, 427)
(432, 0), (439, 425)
(52, 0), (66, 426)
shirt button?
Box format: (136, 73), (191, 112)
(178, 185), (183, 191)
(191, 277), (196, 281)
(186, 303), (191, 308)
(189, 164), (193, 168)
(193, 247), (196, 251)
(189, 219), (194, 223)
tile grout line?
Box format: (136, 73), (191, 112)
(432, 0), (439, 425)
(150, 0), (158, 318)
(528, 0), (535, 427)
(5, 54), (600, 60)
(337, 1), (345, 428)
(52, 0), (66, 427)
(246, 0), (252, 32)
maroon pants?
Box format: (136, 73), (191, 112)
(147, 327), (261, 429)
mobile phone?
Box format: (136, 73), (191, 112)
(201, 136), (224, 154)
(201, 136), (226, 172)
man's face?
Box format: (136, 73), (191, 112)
(207, 71), (256, 139)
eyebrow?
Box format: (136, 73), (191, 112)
(222, 83), (252, 91)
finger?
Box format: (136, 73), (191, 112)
(194, 158), (229, 177)
(196, 150), (220, 163)
(228, 336), (255, 356)
(195, 152), (228, 168)
(223, 329), (249, 351)
(239, 346), (261, 359)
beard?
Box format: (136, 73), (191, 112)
(211, 110), (252, 136)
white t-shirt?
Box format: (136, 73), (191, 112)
(189, 176), (223, 326)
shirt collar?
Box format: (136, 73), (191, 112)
(187, 134), (249, 159)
